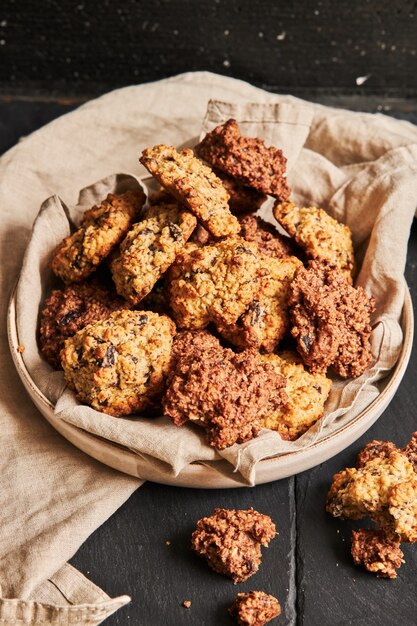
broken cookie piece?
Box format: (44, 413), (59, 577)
(163, 331), (286, 449)
(289, 260), (375, 377)
(351, 529), (404, 579)
(192, 508), (277, 583)
(229, 591), (281, 625)
(196, 119), (290, 200)
(356, 440), (399, 468)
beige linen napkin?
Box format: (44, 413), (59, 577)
(3, 72), (417, 624)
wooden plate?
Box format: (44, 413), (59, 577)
(7, 286), (414, 488)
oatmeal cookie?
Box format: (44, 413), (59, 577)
(273, 201), (355, 281)
(357, 440), (399, 468)
(351, 529), (404, 579)
(261, 351), (332, 440)
(163, 334), (286, 449)
(50, 190), (145, 283)
(110, 201), (196, 305)
(217, 255), (302, 352)
(326, 449), (417, 541)
(289, 261), (375, 377)
(167, 238), (261, 330)
(239, 214), (296, 259)
(229, 591), (281, 626)
(192, 508), (276, 583)
(216, 170), (267, 215)
(139, 144), (240, 237)
(39, 280), (128, 369)
(61, 310), (176, 416)
(196, 119), (290, 199)
(403, 432), (417, 472)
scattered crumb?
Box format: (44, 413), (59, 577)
(183, 600), (191, 608)
(165, 540), (171, 546)
(17, 344), (25, 353)
(356, 74), (371, 86)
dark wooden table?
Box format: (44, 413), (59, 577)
(2, 1), (417, 624)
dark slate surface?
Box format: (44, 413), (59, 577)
(1, 0), (417, 100)
(2, 98), (417, 625)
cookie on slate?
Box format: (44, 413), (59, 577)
(274, 201), (355, 281)
(351, 529), (404, 579)
(110, 201), (196, 305)
(50, 190), (145, 283)
(217, 255), (302, 353)
(229, 591), (281, 626)
(262, 351), (332, 440)
(192, 508), (277, 583)
(402, 431), (417, 473)
(163, 331), (286, 449)
(289, 260), (375, 378)
(167, 237), (261, 330)
(356, 440), (399, 468)
(61, 310), (176, 417)
(196, 119), (290, 199)
(39, 279), (128, 369)
(140, 144), (240, 237)
(239, 214), (296, 259)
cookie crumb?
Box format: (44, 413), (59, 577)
(183, 600), (191, 608)
(165, 540), (171, 546)
(17, 344), (25, 353)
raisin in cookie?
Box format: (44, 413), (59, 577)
(196, 119), (290, 199)
(140, 144), (239, 237)
(167, 237), (261, 330)
(50, 190), (145, 283)
(61, 310), (175, 416)
(274, 201), (355, 281)
(289, 260), (375, 377)
(261, 351), (332, 440)
(111, 201), (196, 305)
(192, 508), (276, 583)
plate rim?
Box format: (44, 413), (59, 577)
(7, 283), (414, 488)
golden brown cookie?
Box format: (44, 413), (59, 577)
(261, 351), (332, 440)
(50, 190), (145, 283)
(273, 201), (355, 281)
(139, 144), (240, 237)
(192, 508), (277, 583)
(229, 591), (281, 626)
(167, 237), (261, 330)
(110, 201), (196, 305)
(196, 119), (290, 199)
(217, 255), (302, 352)
(61, 310), (176, 417)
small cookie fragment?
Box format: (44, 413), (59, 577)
(39, 280), (128, 369)
(239, 214), (296, 259)
(217, 255), (302, 352)
(262, 351), (332, 440)
(192, 508), (276, 583)
(50, 190), (145, 283)
(403, 431), (417, 472)
(168, 238), (261, 330)
(357, 440), (399, 468)
(289, 261), (375, 377)
(111, 201), (196, 305)
(351, 529), (404, 579)
(61, 310), (176, 416)
(216, 170), (267, 215)
(273, 201), (355, 281)
(163, 331), (286, 449)
(139, 144), (240, 237)
(196, 119), (290, 200)
(229, 591), (281, 626)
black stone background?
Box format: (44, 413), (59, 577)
(2, 2), (417, 624)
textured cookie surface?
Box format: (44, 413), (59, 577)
(239, 214), (296, 259)
(111, 201), (196, 305)
(140, 144), (240, 237)
(274, 201), (355, 281)
(289, 260), (375, 377)
(216, 170), (267, 214)
(168, 237), (261, 329)
(229, 591), (281, 626)
(39, 279), (128, 369)
(196, 119), (290, 199)
(261, 351), (332, 440)
(192, 508), (276, 583)
(61, 310), (176, 416)
(351, 529), (404, 579)
(163, 331), (286, 449)
(217, 255), (302, 352)
(50, 190), (145, 283)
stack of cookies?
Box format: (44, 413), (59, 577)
(39, 119), (375, 450)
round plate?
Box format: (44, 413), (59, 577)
(7, 285), (414, 488)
